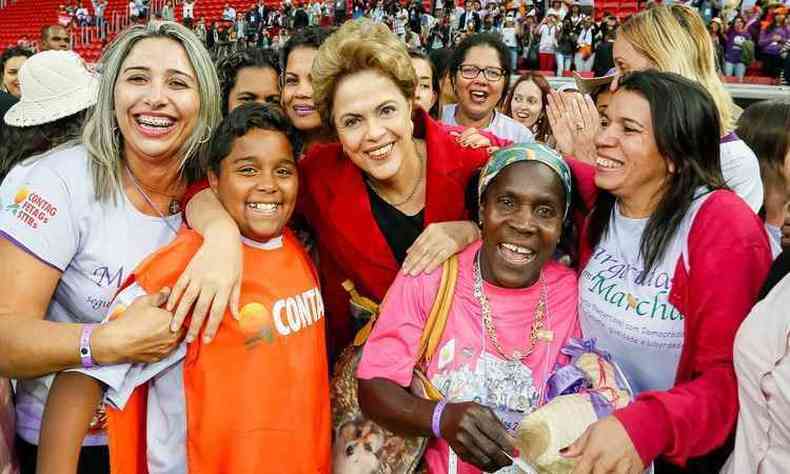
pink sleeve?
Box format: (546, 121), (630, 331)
(356, 270), (441, 387)
(613, 192), (772, 467)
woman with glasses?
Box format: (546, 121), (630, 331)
(441, 33), (534, 144)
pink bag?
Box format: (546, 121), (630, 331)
(0, 378), (18, 474)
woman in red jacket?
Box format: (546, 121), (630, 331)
(183, 19), (488, 356)
(564, 70), (772, 473)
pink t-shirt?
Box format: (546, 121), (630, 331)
(357, 241), (580, 474)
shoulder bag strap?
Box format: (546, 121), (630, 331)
(415, 254), (460, 365)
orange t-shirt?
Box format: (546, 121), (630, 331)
(107, 229), (331, 474)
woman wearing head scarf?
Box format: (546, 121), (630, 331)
(357, 143), (581, 474)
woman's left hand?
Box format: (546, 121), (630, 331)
(563, 416), (644, 474)
(402, 221), (480, 276)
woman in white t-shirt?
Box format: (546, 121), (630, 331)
(566, 70), (772, 473)
(0, 22), (227, 473)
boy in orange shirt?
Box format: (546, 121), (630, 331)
(36, 104), (331, 474)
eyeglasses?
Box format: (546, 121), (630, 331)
(459, 64), (505, 82)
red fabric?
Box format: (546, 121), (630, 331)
(298, 109), (489, 356)
(579, 190), (772, 467)
(539, 53), (556, 73)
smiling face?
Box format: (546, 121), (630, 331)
(453, 45), (505, 124)
(509, 79), (543, 129)
(333, 69), (414, 183)
(2, 55), (27, 98)
(114, 38), (200, 167)
(228, 66), (280, 113)
(282, 47), (321, 131)
(594, 90), (671, 215)
(208, 128), (297, 242)
(613, 36), (655, 74)
(480, 161), (564, 289)
(411, 57), (437, 114)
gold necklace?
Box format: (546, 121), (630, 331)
(365, 140), (425, 208)
(473, 251), (547, 362)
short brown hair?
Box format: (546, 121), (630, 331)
(311, 19), (417, 129)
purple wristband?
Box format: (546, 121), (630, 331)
(432, 400), (448, 439)
(80, 324), (98, 369)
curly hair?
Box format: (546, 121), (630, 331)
(216, 48), (280, 114)
(311, 19), (416, 130)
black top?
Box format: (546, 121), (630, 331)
(365, 183), (424, 265)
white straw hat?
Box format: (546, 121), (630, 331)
(4, 50), (98, 127)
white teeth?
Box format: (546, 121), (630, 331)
(248, 202), (279, 213)
(502, 243), (534, 255)
(596, 157), (623, 169)
(137, 115), (174, 127)
(471, 91), (487, 98)
(368, 143), (393, 158)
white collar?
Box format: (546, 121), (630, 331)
(240, 234), (284, 250)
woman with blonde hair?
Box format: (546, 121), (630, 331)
(612, 3), (763, 212)
(0, 21), (226, 473)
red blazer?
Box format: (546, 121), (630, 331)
(299, 109), (489, 356)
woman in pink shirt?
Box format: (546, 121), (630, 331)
(357, 143), (581, 473)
